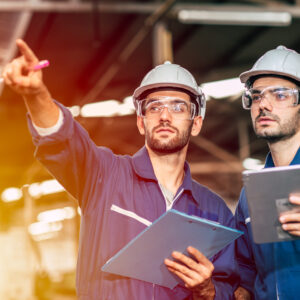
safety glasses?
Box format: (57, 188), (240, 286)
(137, 97), (196, 120)
(242, 86), (300, 109)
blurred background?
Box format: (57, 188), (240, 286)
(0, 0), (299, 299)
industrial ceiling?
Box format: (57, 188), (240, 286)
(0, 0), (299, 208)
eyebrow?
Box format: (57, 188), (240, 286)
(251, 89), (262, 93)
(146, 97), (189, 103)
(271, 87), (290, 92)
(251, 86), (293, 93)
(145, 98), (159, 103)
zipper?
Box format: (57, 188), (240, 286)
(152, 283), (155, 300)
(152, 187), (184, 299)
(274, 243), (280, 300)
(151, 188), (184, 300)
(170, 188), (184, 209)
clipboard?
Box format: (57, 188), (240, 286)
(243, 164), (300, 244)
(102, 209), (242, 289)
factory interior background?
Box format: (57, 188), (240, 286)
(0, 0), (300, 299)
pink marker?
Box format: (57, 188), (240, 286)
(0, 60), (50, 84)
(30, 60), (50, 71)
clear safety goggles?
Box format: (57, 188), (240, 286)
(137, 97), (196, 120)
(242, 86), (300, 109)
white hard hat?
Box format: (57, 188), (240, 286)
(133, 61), (206, 119)
(240, 45), (300, 85)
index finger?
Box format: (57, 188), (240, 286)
(187, 246), (213, 268)
(289, 193), (300, 205)
(16, 39), (39, 64)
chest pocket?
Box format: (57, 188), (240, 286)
(188, 205), (218, 222)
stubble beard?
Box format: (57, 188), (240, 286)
(254, 108), (300, 144)
(145, 121), (193, 154)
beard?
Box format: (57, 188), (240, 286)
(253, 108), (300, 143)
(145, 121), (193, 154)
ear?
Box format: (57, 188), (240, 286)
(137, 116), (145, 135)
(191, 116), (203, 136)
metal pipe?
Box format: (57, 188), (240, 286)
(80, 0), (177, 104)
(0, 2), (300, 19)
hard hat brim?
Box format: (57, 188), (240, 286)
(133, 82), (200, 100)
(240, 69), (300, 84)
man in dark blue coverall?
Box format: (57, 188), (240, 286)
(3, 39), (239, 300)
(234, 46), (300, 300)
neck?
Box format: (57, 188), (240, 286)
(146, 145), (187, 195)
(268, 131), (300, 166)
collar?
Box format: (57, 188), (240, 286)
(265, 147), (300, 168)
(132, 146), (195, 195)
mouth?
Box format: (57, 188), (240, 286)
(257, 116), (276, 125)
(155, 126), (176, 134)
(156, 128), (174, 133)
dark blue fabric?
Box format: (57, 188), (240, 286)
(235, 147), (300, 300)
(28, 102), (239, 300)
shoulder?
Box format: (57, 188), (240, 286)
(235, 187), (249, 221)
(191, 179), (226, 205)
(96, 146), (133, 165)
(190, 179), (234, 227)
(236, 187), (248, 211)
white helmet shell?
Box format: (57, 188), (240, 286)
(133, 61), (206, 119)
(240, 45), (300, 84)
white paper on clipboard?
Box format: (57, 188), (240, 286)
(102, 209), (242, 289)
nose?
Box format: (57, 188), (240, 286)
(159, 105), (172, 121)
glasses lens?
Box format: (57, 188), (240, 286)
(242, 91), (252, 109)
(245, 86), (299, 109)
(140, 98), (195, 119)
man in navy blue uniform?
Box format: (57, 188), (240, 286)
(234, 46), (300, 300)
(3, 39), (238, 300)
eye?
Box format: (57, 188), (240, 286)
(146, 102), (162, 113)
(274, 90), (289, 101)
(173, 103), (184, 112)
(172, 102), (188, 113)
(252, 94), (261, 102)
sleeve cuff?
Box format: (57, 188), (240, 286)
(32, 107), (64, 136)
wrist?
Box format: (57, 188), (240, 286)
(192, 278), (215, 300)
(24, 87), (59, 128)
(23, 83), (50, 100)
(234, 286), (252, 300)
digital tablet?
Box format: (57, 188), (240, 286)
(243, 164), (300, 244)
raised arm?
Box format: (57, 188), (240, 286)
(2, 39), (107, 207)
(2, 39), (59, 128)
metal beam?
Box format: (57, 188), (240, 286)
(74, 14), (137, 100)
(0, 10), (33, 93)
(1, 12), (33, 62)
(198, 26), (269, 79)
(79, 0), (177, 104)
(191, 136), (240, 162)
(1, 2), (300, 18)
(237, 118), (250, 160)
(190, 136), (243, 173)
(152, 21), (173, 66)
